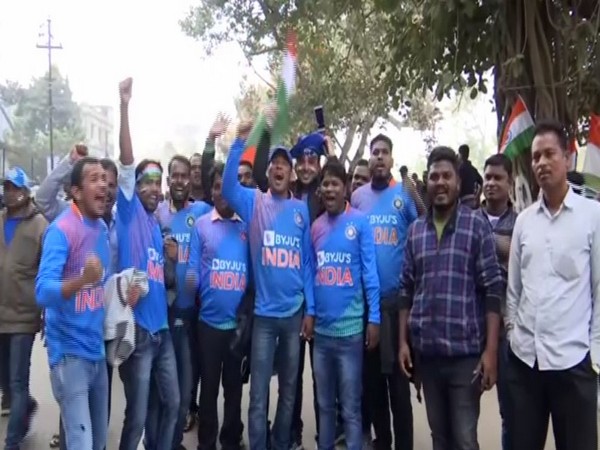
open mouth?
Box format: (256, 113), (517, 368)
(274, 174), (284, 182)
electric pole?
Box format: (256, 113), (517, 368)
(37, 18), (62, 171)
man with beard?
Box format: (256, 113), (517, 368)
(116, 78), (179, 450)
(0, 167), (46, 450)
(350, 159), (371, 194)
(36, 157), (111, 450)
(36, 145), (119, 450)
(478, 154), (517, 450)
(152, 154), (210, 450)
(351, 134), (418, 450)
(506, 121), (600, 450)
(311, 160), (380, 450)
(399, 146), (503, 450)
(222, 128), (315, 450)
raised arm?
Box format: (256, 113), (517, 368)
(222, 134), (256, 222)
(116, 78), (137, 224)
(201, 114), (230, 196)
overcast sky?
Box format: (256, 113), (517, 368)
(0, 0), (498, 172)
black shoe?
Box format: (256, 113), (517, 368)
(23, 397), (38, 439)
(1, 394), (10, 417)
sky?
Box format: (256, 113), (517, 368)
(0, 0), (499, 174)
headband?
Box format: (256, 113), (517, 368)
(136, 164), (163, 183)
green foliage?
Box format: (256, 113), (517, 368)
(181, 0), (439, 164)
(1, 67), (84, 182)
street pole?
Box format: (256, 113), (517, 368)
(37, 18), (62, 172)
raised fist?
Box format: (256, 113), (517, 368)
(69, 144), (88, 163)
(82, 254), (103, 285)
(119, 78), (133, 104)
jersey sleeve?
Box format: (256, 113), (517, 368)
(302, 208), (316, 316)
(359, 215), (381, 324)
(117, 162), (138, 225)
(35, 226), (69, 307)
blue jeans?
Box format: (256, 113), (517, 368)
(496, 336), (510, 450)
(419, 356), (481, 450)
(248, 309), (302, 450)
(50, 356), (108, 450)
(313, 333), (363, 450)
(146, 311), (194, 449)
(118, 327), (180, 450)
(0, 333), (35, 450)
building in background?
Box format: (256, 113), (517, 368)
(80, 103), (114, 158)
(0, 102), (16, 177)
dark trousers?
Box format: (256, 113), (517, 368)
(419, 356), (481, 450)
(190, 319), (201, 414)
(507, 347), (597, 450)
(365, 346), (413, 450)
(197, 321), (243, 450)
(361, 349), (372, 434)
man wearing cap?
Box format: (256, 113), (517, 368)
(0, 167), (47, 450)
(222, 125), (315, 450)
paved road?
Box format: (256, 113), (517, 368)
(1, 339), (560, 449)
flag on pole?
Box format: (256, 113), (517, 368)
(499, 96), (535, 160)
(568, 138), (578, 171)
(241, 32), (298, 163)
(583, 114), (600, 177)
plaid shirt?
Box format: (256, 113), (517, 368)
(399, 204), (504, 357)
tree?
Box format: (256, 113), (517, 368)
(0, 67), (84, 181)
(180, 0), (440, 166)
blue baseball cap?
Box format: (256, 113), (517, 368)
(290, 132), (327, 159)
(2, 167), (30, 190)
(268, 146), (293, 167)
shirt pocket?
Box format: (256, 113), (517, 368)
(549, 238), (588, 281)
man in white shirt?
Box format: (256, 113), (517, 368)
(506, 120), (600, 450)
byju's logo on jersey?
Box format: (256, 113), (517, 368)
(263, 230), (275, 247)
(294, 210), (304, 227)
(393, 196), (404, 210)
(345, 223), (357, 240)
(317, 251), (325, 268)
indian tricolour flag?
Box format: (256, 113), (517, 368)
(582, 114), (600, 194)
(241, 32), (298, 163)
(499, 96), (535, 160)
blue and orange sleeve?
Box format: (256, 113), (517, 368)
(302, 208), (315, 316)
(35, 226), (69, 307)
(187, 221), (203, 293)
(359, 216), (381, 324)
(222, 138), (257, 222)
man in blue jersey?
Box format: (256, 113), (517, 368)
(36, 157), (111, 450)
(151, 154), (210, 449)
(115, 78), (179, 450)
(312, 160), (381, 450)
(351, 134), (418, 450)
(399, 146), (503, 450)
(187, 161), (247, 450)
(222, 125), (315, 450)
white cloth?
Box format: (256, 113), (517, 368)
(104, 268), (149, 367)
(506, 188), (600, 370)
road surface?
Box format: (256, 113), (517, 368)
(1, 338), (561, 449)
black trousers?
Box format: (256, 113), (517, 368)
(507, 347), (598, 450)
(189, 318), (201, 414)
(364, 345), (413, 450)
(197, 321), (243, 450)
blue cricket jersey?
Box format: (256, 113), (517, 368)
(36, 204), (110, 366)
(351, 180), (418, 297)
(116, 163), (168, 333)
(222, 138), (315, 318)
(312, 204), (380, 337)
(188, 209), (249, 329)
(155, 199), (211, 310)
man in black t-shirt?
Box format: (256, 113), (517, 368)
(458, 144), (483, 208)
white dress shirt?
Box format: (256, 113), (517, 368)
(506, 188), (600, 370)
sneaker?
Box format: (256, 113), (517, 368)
(289, 442), (303, 450)
(1, 394), (10, 416)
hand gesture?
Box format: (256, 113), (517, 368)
(209, 113), (230, 140)
(264, 102), (278, 128)
(399, 341), (413, 379)
(82, 254), (103, 285)
(164, 237), (178, 261)
(126, 283), (141, 308)
(69, 144), (88, 163)
(475, 349), (497, 391)
(300, 315), (315, 341)
(237, 120), (253, 141)
(365, 323), (380, 351)
(119, 78), (133, 104)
